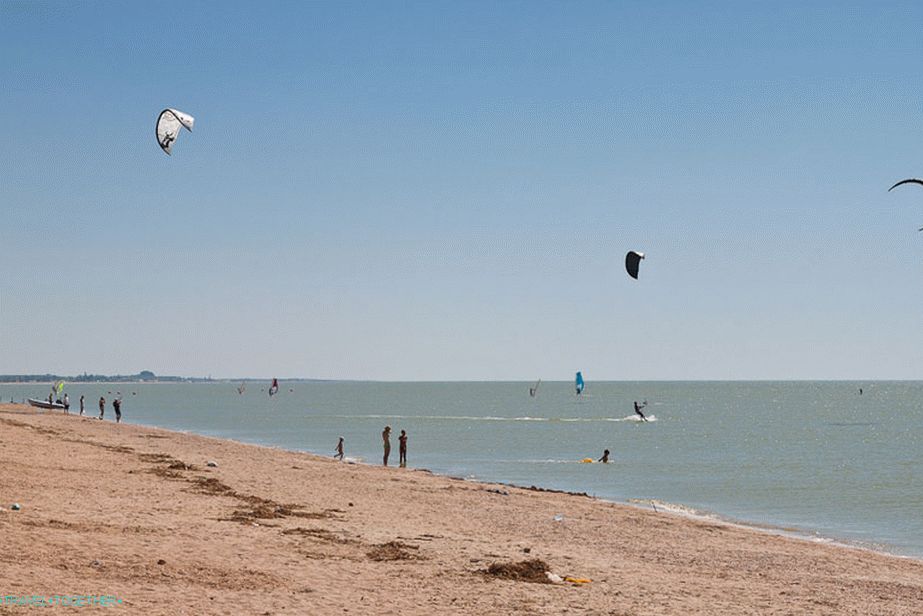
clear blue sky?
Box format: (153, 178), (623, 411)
(2, 0), (923, 380)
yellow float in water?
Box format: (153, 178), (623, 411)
(580, 458), (594, 464)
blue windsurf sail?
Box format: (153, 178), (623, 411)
(575, 372), (585, 395)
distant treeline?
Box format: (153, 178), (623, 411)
(0, 371), (207, 383)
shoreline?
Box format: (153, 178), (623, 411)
(3, 402), (923, 614)
(50, 405), (920, 565)
(116, 417), (921, 565)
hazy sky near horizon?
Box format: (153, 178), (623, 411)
(3, 1), (923, 380)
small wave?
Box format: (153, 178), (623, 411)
(628, 499), (711, 517)
(514, 458), (593, 465)
(319, 414), (646, 423)
(614, 414), (658, 422)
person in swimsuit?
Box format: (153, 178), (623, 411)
(79, 395), (85, 416)
(113, 397), (122, 423)
(382, 426), (391, 466)
(398, 430), (408, 468)
(98, 396), (105, 420)
(334, 437), (345, 461)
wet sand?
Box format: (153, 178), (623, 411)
(1, 403), (922, 615)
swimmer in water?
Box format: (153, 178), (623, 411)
(598, 449), (610, 463)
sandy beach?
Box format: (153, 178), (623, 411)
(1, 403), (922, 615)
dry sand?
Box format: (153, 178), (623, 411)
(1, 403), (922, 615)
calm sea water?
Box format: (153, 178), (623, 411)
(4, 381), (922, 558)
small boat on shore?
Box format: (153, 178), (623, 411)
(27, 398), (66, 410)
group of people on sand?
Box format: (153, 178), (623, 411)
(54, 393), (122, 423)
(332, 426), (409, 468)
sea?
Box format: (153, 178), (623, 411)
(4, 380), (922, 559)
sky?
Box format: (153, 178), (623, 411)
(2, 0), (923, 381)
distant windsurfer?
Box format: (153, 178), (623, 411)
(382, 426), (392, 466)
(334, 437), (344, 461)
(598, 449), (610, 463)
(399, 430), (408, 468)
(633, 400), (648, 422)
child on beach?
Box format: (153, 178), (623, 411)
(399, 430), (407, 467)
(397, 430), (407, 468)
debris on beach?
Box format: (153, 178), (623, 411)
(552, 514), (564, 523)
(367, 541), (421, 561)
(206, 460), (218, 467)
(11, 503), (21, 511)
(546, 572), (564, 583)
(483, 559), (553, 584)
(486, 488), (509, 496)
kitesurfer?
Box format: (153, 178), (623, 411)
(334, 437), (345, 461)
(382, 426), (392, 466)
(399, 430), (408, 468)
(634, 401), (648, 422)
(598, 449), (610, 463)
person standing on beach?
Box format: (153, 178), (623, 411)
(98, 396), (105, 420)
(382, 426), (391, 466)
(398, 430), (408, 467)
(79, 395), (85, 416)
(113, 397), (122, 423)
(63, 393), (70, 414)
(334, 437), (345, 461)
(598, 449), (610, 463)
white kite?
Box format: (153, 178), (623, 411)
(156, 108), (195, 155)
